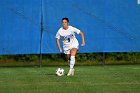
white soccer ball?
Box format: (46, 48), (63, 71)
(56, 68), (64, 76)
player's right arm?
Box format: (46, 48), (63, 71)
(56, 30), (62, 53)
(56, 38), (62, 53)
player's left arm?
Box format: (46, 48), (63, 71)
(79, 32), (85, 46)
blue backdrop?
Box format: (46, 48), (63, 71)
(0, 0), (41, 54)
(0, 0), (140, 54)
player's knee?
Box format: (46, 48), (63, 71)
(71, 52), (76, 56)
(70, 49), (77, 56)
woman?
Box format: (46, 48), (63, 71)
(56, 18), (85, 76)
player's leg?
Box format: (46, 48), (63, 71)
(70, 48), (77, 69)
(64, 49), (71, 65)
(66, 54), (71, 66)
(67, 48), (78, 76)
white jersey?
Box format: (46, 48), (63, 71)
(56, 26), (81, 54)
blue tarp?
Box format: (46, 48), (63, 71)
(0, 0), (140, 54)
(0, 0), (41, 54)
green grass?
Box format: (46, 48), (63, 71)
(0, 65), (140, 93)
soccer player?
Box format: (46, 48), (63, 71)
(56, 18), (85, 76)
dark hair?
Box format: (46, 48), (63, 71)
(62, 17), (69, 23)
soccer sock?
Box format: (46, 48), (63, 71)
(68, 59), (70, 66)
(70, 56), (75, 69)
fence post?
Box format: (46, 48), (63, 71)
(102, 52), (105, 65)
(39, 0), (43, 67)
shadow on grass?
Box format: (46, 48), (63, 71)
(47, 73), (56, 76)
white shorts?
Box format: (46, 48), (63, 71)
(64, 45), (79, 54)
(63, 39), (79, 54)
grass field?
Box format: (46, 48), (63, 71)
(0, 65), (140, 93)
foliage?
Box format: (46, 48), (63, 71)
(0, 53), (140, 66)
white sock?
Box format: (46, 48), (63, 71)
(70, 56), (75, 69)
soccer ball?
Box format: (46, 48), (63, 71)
(56, 68), (64, 76)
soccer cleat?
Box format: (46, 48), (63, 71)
(67, 69), (72, 76)
(71, 68), (75, 76)
(67, 68), (74, 76)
